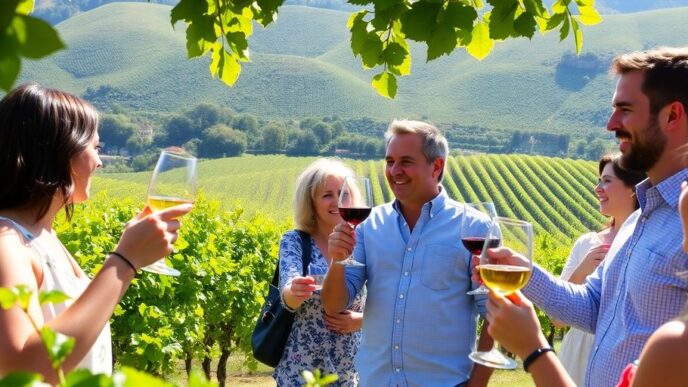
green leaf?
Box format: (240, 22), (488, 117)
(16, 0), (33, 15)
(0, 0), (20, 31)
(559, 14), (570, 41)
(466, 18), (494, 60)
(0, 288), (17, 309)
(38, 290), (70, 306)
(488, 0), (519, 39)
(0, 372), (43, 387)
(170, 0), (209, 25)
(426, 24), (457, 61)
(545, 11), (565, 31)
(349, 11), (368, 56)
(571, 16), (582, 53)
(575, 0), (594, 6)
(39, 327), (75, 368)
(372, 0), (400, 12)
(226, 32), (250, 61)
(64, 369), (110, 387)
(521, 0), (546, 17)
(115, 367), (172, 387)
(360, 34), (383, 69)
(578, 5), (602, 25)
(11, 15), (65, 59)
(514, 12), (536, 39)
(214, 48), (241, 87)
(371, 71), (397, 99)
(348, 0), (373, 5)
(552, 0), (570, 14)
(184, 16), (216, 58)
(444, 2), (478, 30)
(401, 1), (441, 42)
(188, 371), (215, 387)
(301, 370), (315, 384)
(13, 285), (31, 310)
(385, 41), (411, 76)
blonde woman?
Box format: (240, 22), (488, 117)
(274, 159), (365, 386)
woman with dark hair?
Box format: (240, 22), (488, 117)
(556, 154), (646, 385)
(0, 84), (191, 382)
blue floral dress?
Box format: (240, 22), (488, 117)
(273, 230), (366, 386)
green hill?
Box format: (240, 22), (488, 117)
(92, 154), (603, 243)
(20, 3), (688, 136)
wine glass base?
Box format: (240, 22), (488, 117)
(336, 258), (365, 267)
(467, 286), (489, 296)
(469, 349), (518, 370)
(141, 260), (181, 276)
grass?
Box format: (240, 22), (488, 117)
(169, 353), (536, 387)
(18, 3), (688, 136)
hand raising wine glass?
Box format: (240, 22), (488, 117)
(337, 176), (372, 267)
(141, 147), (197, 276)
(469, 217), (533, 369)
(462, 202), (498, 296)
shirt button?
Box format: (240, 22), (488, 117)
(407, 247), (412, 252)
(395, 345), (400, 350)
(399, 294), (404, 299)
(396, 319), (401, 324)
(404, 271), (409, 276)
(396, 368), (401, 373)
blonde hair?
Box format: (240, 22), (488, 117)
(384, 119), (448, 182)
(293, 158), (354, 234)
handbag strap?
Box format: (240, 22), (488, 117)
(271, 230), (312, 287)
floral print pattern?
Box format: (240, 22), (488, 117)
(274, 231), (366, 386)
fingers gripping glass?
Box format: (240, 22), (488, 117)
(461, 202), (498, 296)
(469, 217), (533, 369)
(337, 176), (372, 267)
(141, 147), (197, 276)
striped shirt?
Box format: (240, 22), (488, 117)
(524, 168), (688, 387)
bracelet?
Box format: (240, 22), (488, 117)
(109, 251), (137, 275)
(523, 347), (555, 373)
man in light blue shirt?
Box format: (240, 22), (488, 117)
(322, 120), (494, 387)
(500, 48), (688, 386)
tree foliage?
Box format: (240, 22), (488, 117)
(2, 0), (601, 97)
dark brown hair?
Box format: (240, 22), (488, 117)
(0, 83), (99, 221)
(598, 154), (647, 228)
(610, 47), (688, 115)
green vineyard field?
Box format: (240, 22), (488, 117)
(93, 153), (603, 243)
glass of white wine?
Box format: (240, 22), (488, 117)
(469, 216), (533, 369)
(141, 147), (197, 276)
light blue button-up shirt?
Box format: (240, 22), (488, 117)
(524, 168), (688, 387)
(343, 188), (489, 387)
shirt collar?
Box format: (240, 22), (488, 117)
(392, 185), (447, 218)
(636, 168), (688, 211)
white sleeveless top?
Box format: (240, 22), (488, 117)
(0, 216), (112, 375)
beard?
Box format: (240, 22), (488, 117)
(618, 117), (667, 172)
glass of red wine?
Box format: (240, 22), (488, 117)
(337, 176), (373, 267)
(462, 202), (498, 295)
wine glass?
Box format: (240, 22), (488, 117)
(337, 176), (373, 267)
(141, 147), (197, 276)
(461, 202), (498, 296)
(469, 216), (533, 369)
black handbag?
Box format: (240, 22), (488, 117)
(251, 230), (311, 367)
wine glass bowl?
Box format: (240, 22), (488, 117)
(469, 216), (533, 369)
(141, 147), (197, 276)
(337, 176), (373, 267)
(462, 202), (498, 295)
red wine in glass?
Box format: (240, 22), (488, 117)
(339, 207), (372, 226)
(462, 237), (501, 255)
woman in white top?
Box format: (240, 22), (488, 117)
(0, 84), (192, 383)
(555, 153), (646, 385)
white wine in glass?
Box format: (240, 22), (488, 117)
(142, 147), (197, 276)
(469, 216), (533, 370)
(461, 202), (498, 296)
(337, 176), (373, 267)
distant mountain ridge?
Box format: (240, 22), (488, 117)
(20, 3), (688, 137)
